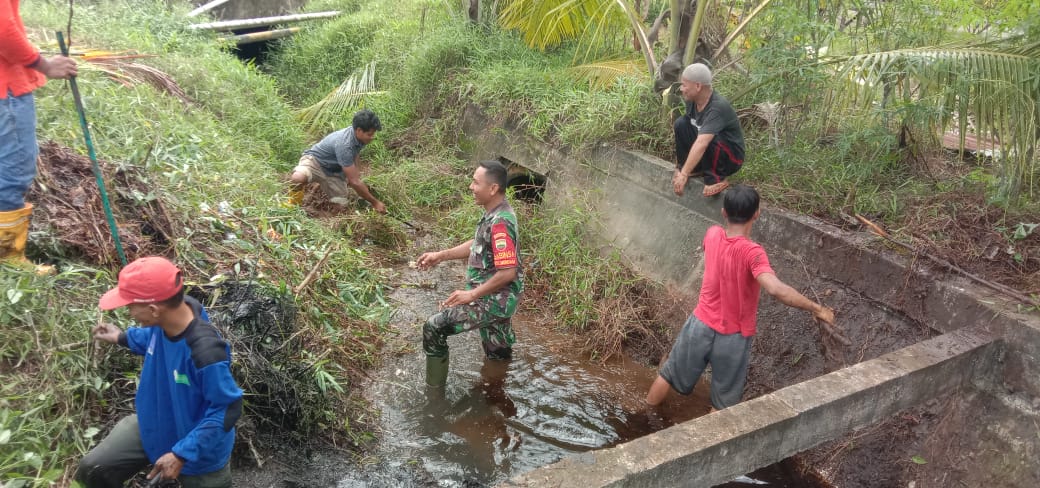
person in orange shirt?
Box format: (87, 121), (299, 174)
(1, 0), (77, 266)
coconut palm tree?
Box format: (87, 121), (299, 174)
(825, 37), (1040, 198)
(497, 0), (746, 87)
(495, 0), (776, 90)
(498, 0), (656, 77)
(297, 61), (384, 139)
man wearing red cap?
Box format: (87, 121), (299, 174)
(75, 257), (242, 488)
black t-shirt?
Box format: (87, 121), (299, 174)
(684, 91), (745, 160)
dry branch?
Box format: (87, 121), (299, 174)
(294, 248), (334, 296)
(855, 214), (1039, 307)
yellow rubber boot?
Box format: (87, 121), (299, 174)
(284, 185), (305, 207)
(0, 204), (54, 275)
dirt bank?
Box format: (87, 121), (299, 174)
(795, 387), (1040, 488)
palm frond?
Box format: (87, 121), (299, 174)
(81, 59), (194, 106)
(825, 41), (1040, 197)
(499, 0), (632, 52)
(710, 0), (773, 63)
(296, 62), (385, 139)
(567, 58), (644, 89)
(499, 0), (654, 79)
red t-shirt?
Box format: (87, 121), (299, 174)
(693, 226), (775, 337)
(0, 0), (46, 98)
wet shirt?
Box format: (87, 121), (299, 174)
(684, 91), (746, 161)
(303, 126), (364, 176)
(693, 225), (775, 337)
(466, 200), (524, 317)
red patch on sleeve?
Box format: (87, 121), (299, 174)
(491, 222), (518, 268)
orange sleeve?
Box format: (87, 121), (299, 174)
(491, 221), (518, 268)
(0, 1), (41, 67)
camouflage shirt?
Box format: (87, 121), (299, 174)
(466, 200), (524, 317)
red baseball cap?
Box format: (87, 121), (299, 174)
(99, 256), (184, 310)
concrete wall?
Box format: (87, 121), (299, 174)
(459, 105), (1040, 487)
(460, 104), (1031, 337)
(503, 326), (997, 487)
(192, 0), (308, 20)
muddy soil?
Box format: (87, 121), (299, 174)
(228, 213), (953, 487)
(798, 387), (1040, 488)
(744, 249), (938, 401)
(27, 141), (178, 264)
(227, 229), (713, 487)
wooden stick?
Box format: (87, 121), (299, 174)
(220, 27), (300, 45)
(293, 247), (334, 296)
(90, 310), (102, 369)
(854, 213), (889, 237)
(797, 258), (853, 347)
(854, 214), (1039, 307)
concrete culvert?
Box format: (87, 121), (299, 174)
(500, 158), (546, 203)
(244, 107), (1038, 487)
(506, 172), (546, 203)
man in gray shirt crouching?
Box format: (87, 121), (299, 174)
(286, 109), (387, 213)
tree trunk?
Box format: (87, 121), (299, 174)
(653, 0), (724, 92)
(469, 0), (480, 23)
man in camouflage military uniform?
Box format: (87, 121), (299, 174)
(416, 160), (523, 387)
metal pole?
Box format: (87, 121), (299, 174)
(220, 27), (300, 45)
(188, 11), (341, 31)
(56, 31), (128, 266)
(187, 0), (231, 18)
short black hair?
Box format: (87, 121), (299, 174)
(723, 184), (760, 224)
(155, 286), (185, 309)
(352, 109), (382, 132)
(478, 160), (508, 194)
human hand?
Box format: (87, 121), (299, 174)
(813, 305), (835, 325)
(416, 251), (442, 270)
(813, 306), (852, 346)
(673, 172), (688, 196)
(35, 56), (78, 79)
(442, 290), (475, 308)
(147, 452), (184, 483)
(373, 201), (387, 214)
(92, 322), (122, 344)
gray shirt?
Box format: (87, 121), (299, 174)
(303, 127), (365, 176)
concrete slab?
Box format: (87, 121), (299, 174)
(504, 327), (997, 487)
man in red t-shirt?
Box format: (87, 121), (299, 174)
(645, 184), (837, 410)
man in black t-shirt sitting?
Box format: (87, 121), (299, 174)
(671, 63), (746, 197)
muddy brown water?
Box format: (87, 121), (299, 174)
(325, 235), (829, 487)
(236, 230), (933, 487)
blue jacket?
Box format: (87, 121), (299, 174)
(118, 296), (243, 476)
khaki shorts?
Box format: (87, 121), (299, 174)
(294, 155), (353, 205)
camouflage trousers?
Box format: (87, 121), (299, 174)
(422, 301), (516, 360)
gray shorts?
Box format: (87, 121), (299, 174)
(294, 154), (353, 205)
(659, 314), (754, 410)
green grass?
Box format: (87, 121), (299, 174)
(4, 2), (394, 485)
(7, 0), (1037, 485)
(265, 13), (378, 107)
(0, 267), (118, 487)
